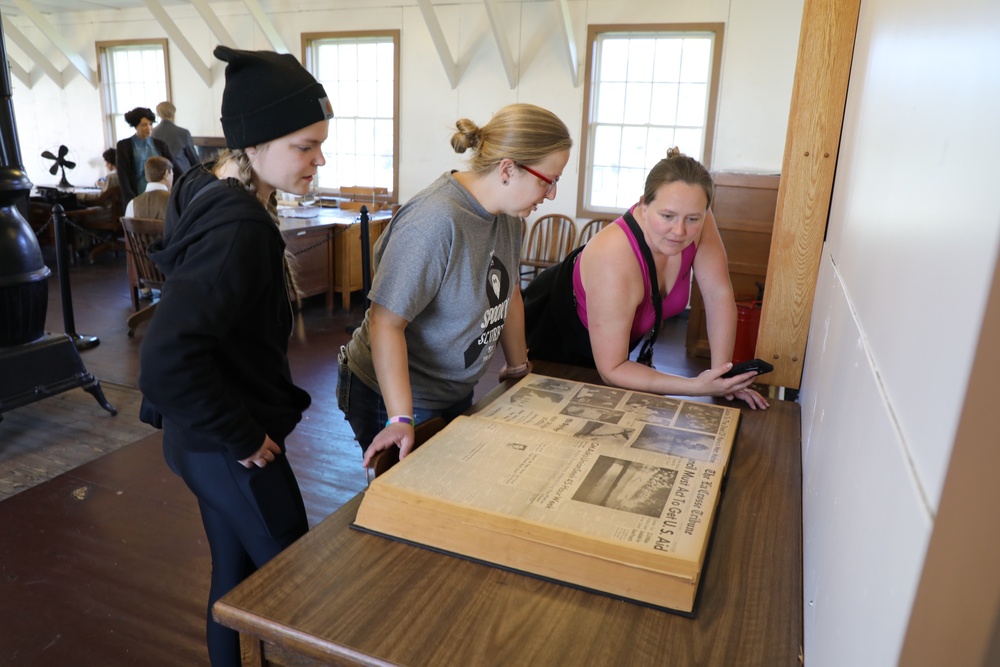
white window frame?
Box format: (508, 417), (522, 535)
(96, 40), (170, 147)
(577, 24), (724, 219)
(303, 31), (400, 199)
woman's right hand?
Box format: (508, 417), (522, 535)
(362, 422), (416, 469)
(695, 363), (759, 398)
(239, 435), (283, 469)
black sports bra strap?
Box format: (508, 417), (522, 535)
(622, 210), (662, 366)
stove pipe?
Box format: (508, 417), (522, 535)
(0, 11), (49, 347)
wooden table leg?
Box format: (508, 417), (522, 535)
(239, 632), (266, 666)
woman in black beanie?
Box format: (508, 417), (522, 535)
(138, 45), (333, 667)
(115, 106), (176, 208)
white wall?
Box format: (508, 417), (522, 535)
(5, 0), (803, 226)
(799, 0), (1000, 664)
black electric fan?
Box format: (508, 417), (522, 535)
(41, 145), (76, 188)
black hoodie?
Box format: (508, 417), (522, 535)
(138, 166), (311, 461)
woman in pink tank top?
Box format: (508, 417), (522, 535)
(574, 149), (768, 409)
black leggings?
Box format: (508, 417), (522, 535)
(163, 439), (308, 667)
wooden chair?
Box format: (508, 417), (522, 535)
(339, 200), (382, 212)
(579, 218), (613, 245)
(120, 216), (166, 337)
(28, 188), (123, 263)
(519, 213), (576, 288)
(74, 186), (125, 264)
(368, 417), (447, 480)
(341, 185), (388, 200)
(340, 185), (389, 212)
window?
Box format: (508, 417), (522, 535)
(97, 40), (170, 146)
(577, 25), (724, 218)
(303, 31), (399, 197)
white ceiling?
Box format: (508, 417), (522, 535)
(0, 0), (198, 16)
(0, 0), (565, 91)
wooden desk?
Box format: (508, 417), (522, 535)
(214, 363), (803, 666)
(279, 207), (391, 312)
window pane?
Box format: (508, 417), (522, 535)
(356, 118), (375, 155)
(592, 125), (622, 167)
(376, 80), (393, 118)
(650, 83), (679, 126)
(585, 29), (717, 215)
(358, 43), (377, 79)
(101, 43), (168, 144)
(646, 127), (675, 164)
(596, 82), (626, 124)
(623, 82), (652, 125)
(653, 39), (683, 81)
(617, 166), (646, 208)
(626, 39), (656, 82)
(310, 35), (396, 191)
(356, 154), (375, 185)
(376, 43), (394, 80)
(318, 47), (337, 77)
(338, 80), (358, 118)
(620, 126), (648, 169)
(676, 83), (707, 127)
(680, 38), (712, 83)
(374, 118), (394, 157)
(599, 40), (629, 82)
(339, 44), (358, 81)
(591, 165), (620, 208)
(674, 128), (704, 161)
(338, 118), (357, 155)
(357, 80), (377, 118)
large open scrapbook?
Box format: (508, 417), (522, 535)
(353, 373), (742, 613)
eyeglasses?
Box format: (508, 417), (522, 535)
(514, 161), (559, 194)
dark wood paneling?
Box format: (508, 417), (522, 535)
(686, 172), (779, 360)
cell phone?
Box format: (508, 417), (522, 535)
(721, 358), (774, 379)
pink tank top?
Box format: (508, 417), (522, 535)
(572, 214), (697, 345)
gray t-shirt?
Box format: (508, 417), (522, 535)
(346, 172), (521, 409)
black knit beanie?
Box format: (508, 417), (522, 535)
(214, 45), (334, 149)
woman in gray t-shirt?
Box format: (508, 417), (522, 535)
(339, 103), (573, 468)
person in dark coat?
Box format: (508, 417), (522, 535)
(137, 45), (334, 667)
(115, 106), (176, 208)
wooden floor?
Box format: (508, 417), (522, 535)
(0, 247), (708, 666)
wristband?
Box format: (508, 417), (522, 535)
(385, 415), (414, 427)
(500, 360), (532, 380)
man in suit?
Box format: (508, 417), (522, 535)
(152, 101), (199, 176)
(125, 156), (173, 299)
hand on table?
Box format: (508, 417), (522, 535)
(362, 422), (416, 469)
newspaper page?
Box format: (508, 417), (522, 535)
(377, 374), (740, 564)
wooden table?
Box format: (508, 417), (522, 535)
(214, 363), (803, 666)
(279, 207), (391, 312)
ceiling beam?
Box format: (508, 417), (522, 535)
(11, 0), (95, 86)
(143, 0), (212, 86)
(554, 0), (579, 86)
(2, 16), (62, 87)
(482, 0), (517, 89)
(416, 0), (458, 89)
(189, 0), (236, 49)
(241, 0), (288, 54)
